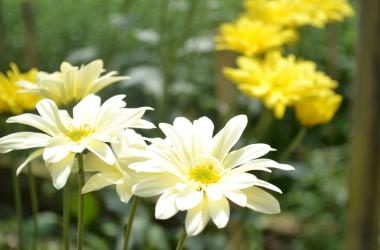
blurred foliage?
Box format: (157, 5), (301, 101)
(0, 0), (357, 249)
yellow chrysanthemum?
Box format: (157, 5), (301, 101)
(245, 0), (354, 28)
(0, 63), (39, 115)
(223, 51), (338, 119)
(295, 90), (342, 127)
(215, 16), (297, 56)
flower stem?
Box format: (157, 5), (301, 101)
(252, 108), (274, 142)
(63, 182), (70, 250)
(175, 226), (188, 250)
(28, 165), (39, 250)
(12, 169), (23, 250)
(279, 127), (307, 161)
(76, 154), (85, 250)
(123, 196), (139, 250)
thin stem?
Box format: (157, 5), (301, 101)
(252, 108), (274, 142)
(279, 127), (307, 161)
(76, 154), (85, 250)
(63, 182), (70, 250)
(175, 226), (188, 250)
(123, 196), (139, 250)
(12, 169), (23, 250)
(28, 165), (39, 250)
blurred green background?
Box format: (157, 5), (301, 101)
(0, 0), (359, 249)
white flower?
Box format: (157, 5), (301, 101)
(128, 115), (294, 236)
(0, 94), (154, 189)
(81, 129), (149, 203)
(18, 60), (129, 106)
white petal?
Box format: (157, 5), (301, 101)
(73, 94), (101, 126)
(16, 149), (44, 175)
(0, 132), (51, 153)
(35, 99), (67, 132)
(193, 117), (214, 154)
(116, 181), (134, 204)
(211, 115), (247, 162)
(185, 198), (210, 236)
(205, 184), (224, 201)
(233, 159), (294, 173)
(86, 139), (115, 165)
(223, 189), (247, 207)
(47, 154), (75, 189)
(7, 113), (59, 136)
(81, 172), (123, 193)
(219, 172), (257, 190)
(254, 179), (282, 193)
(43, 137), (72, 163)
(208, 196), (230, 229)
(155, 189), (179, 220)
(243, 187), (281, 214)
(132, 175), (177, 197)
(223, 144), (273, 169)
(176, 185), (204, 211)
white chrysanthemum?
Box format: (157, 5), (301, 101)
(129, 115), (294, 236)
(81, 129), (149, 203)
(0, 94), (154, 189)
(18, 60), (129, 106)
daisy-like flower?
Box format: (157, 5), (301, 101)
(223, 51), (338, 119)
(128, 115), (294, 236)
(215, 17), (297, 56)
(0, 63), (39, 114)
(18, 60), (129, 106)
(0, 94), (154, 189)
(81, 129), (149, 203)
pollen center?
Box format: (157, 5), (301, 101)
(189, 163), (220, 185)
(65, 125), (94, 142)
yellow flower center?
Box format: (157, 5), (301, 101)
(189, 163), (220, 185)
(65, 125), (94, 142)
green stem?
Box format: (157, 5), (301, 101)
(123, 196), (139, 250)
(63, 183), (70, 250)
(279, 127), (307, 161)
(76, 154), (85, 250)
(12, 169), (23, 250)
(175, 226), (188, 250)
(28, 165), (39, 250)
(252, 108), (274, 142)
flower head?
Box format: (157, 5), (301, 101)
(0, 94), (154, 189)
(18, 60), (129, 106)
(224, 51), (338, 119)
(128, 115), (293, 236)
(215, 17), (297, 56)
(0, 63), (39, 114)
(245, 0), (354, 28)
(295, 90), (342, 127)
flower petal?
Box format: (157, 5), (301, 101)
(7, 113), (59, 136)
(73, 94), (101, 126)
(185, 198), (210, 236)
(0, 132), (51, 153)
(243, 186), (280, 214)
(86, 139), (115, 165)
(116, 181), (134, 204)
(16, 149), (44, 175)
(155, 189), (179, 220)
(233, 159), (294, 173)
(208, 196), (230, 229)
(219, 172), (257, 190)
(47, 154), (75, 189)
(81, 172), (123, 193)
(223, 144), (273, 169)
(223, 189), (247, 207)
(176, 184), (203, 211)
(35, 99), (67, 132)
(132, 175), (177, 197)
(210, 115), (247, 162)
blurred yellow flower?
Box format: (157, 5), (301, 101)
(245, 0), (354, 28)
(18, 60), (129, 107)
(215, 16), (297, 56)
(0, 63), (39, 115)
(295, 90), (342, 127)
(224, 51), (338, 119)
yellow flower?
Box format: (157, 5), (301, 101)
(215, 16), (297, 56)
(224, 51), (338, 119)
(18, 60), (129, 106)
(0, 63), (39, 114)
(295, 90), (342, 127)
(245, 0), (354, 28)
